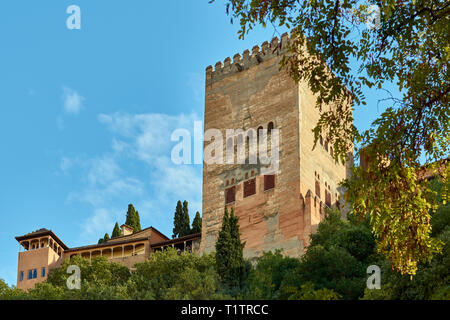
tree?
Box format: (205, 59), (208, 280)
(191, 211), (202, 234)
(111, 222), (121, 238)
(135, 211), (142, 232)
(215, 207), (248, 294)
(181, 201), (191, 237)
(214, 0), (449, 276)
(173, 200), (191, 238)
(98, 233), (110, 243)
(125, 204), (141, 233)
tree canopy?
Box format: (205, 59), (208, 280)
(213, 0), (449, 275)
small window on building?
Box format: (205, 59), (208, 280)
(315, 180), (320, 198)
(268, 122), (274, 133)
(257, 126), (264, 143)
(245, 172), (249, 179)
(225, 186), (236, 204)
(325, 190), (332, 208)
(320, 136), (323, 146)
(324, 140), (329, 152)
(28, 270), (33, 280)
(243, 178), (256, 197)
(264, 175), (275, 191)
(20, 271), (24, 282)
(42, 267), (46, 277)
(330, 146), (333, 157)
(226, 137), (233, 150)
(33, 269), (37, 279)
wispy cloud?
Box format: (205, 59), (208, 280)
(62, 86), (84, 114)
(62, 111), (203, 244)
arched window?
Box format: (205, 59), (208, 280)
(267, 122), (274, 133)
(226, 137), (233, 150)
(257, 126), (263, 143)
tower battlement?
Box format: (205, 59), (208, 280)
(206, 32), (290, 85)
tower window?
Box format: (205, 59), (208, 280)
(264, 175), (275, 191)
(225, 186), (236, 204)
(267, 122), (274, 133)
(244, 178), (256, 197)
(315, 180), (320, 198)
(257, 126), (263, 143)
(41, 267), (46, 277)
(28, 270), (32, 280)
(20, 271), (24, 282)
(33, 269), (37, 279)
(325, 190), (332, 208)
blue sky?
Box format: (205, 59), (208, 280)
(0, 1), (398, 286)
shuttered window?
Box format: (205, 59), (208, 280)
(264, 175), (275, 190)
(325, 190), (332, 208)
(225, 186), (235, 204)
(244, 178), (256, 197)
(315, 180), (320, 198)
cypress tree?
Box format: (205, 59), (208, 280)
(191, 211), (202, 234)
(181, 200), (191, 237)
(135, 211), (142, 232)
(111, 222), (121, 238)
(215, 207), (246, 293)
(125, 203), (137, 233)
(172, 200), (184, 238)
(103, 233), (110, 242)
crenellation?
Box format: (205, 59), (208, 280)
(207, 35), (291, 84)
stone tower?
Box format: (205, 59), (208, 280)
(15, 229), (67, 291)
(200, 33), (353, 259)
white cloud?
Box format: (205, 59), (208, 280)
(64, 111), (203, 244)
(78, 208), (118, 244)
(62, 86), (84, 114)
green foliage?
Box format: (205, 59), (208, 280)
(98, 233), (110, 244)
(112, 222), (121, 238)
(214, 0), (450, 276)
(285, 245), (366, 300)
(215, 207), (248, 295)
(173, 200), (191, 238)
(125, 203), (141, 233)
(245, 250), (301, 299)
(191, 211), (202, 234)
(294, 282), (342, 300)
(129, 249), (220, 300)
(134, 211), (142, 232)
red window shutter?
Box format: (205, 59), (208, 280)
(264, 175), (275, 190)
(225, 186), (236, 204)
(243, 179), (256, 197)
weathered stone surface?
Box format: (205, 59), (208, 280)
(200, 35), (352, 259)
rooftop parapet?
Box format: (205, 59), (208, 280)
(206, 32), (291, 84)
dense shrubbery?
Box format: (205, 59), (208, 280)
(1, 178), (448, 300)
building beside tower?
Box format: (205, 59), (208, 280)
(15, 33), (354, 291)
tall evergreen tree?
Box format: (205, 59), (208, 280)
(125, 204), (141, 233)
(215, 207), (246, 293)
(134, 211), (142, 232)
(181, 200), (191, 237)
(191, 212), (202, 234)
(111, 222), (121, 238)
(103, 233), (110, 242)
(172, 200), (184, 238)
